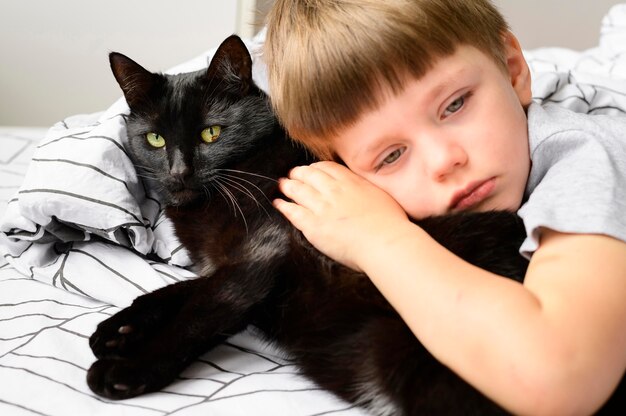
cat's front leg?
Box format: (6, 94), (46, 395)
(87, 276), (224, 400)
(87, 261), (277, 400)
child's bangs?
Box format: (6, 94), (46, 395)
(282, 29), (449, 156)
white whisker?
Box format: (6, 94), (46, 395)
(218, 175), (260, 206)
(219, 168), (277, 183)
(212, 181), (237, 217)
(219, 172), (273, 204)
(218, 174), (273, 219)
(214, 178), (249, 234)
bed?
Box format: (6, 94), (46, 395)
(2, 5), (626, 415)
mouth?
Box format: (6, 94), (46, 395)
(449, 177), (496, 211)
(169, 188), (201, 205)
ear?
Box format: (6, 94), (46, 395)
(502, 32), (532, 107)
(109, 52), (159, 109)
(206, 35), (253, 94)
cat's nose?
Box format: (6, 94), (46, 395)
(170, 164), (191, 184)
(169, 149), (192, 184)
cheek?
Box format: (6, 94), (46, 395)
(379, 178), (437, 219)
(482, 106), (527, 160)
(511, 131), (531, 195)
(402, 199), (439, 219)
(364, 175), (409, 208)
(502, 112), (530, 168)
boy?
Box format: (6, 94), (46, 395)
(265, 0), (626, 414)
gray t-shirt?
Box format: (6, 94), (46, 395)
(518, 103), (626, 258)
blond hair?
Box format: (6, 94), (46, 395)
(265, 0), (510, 159)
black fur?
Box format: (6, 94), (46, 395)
(87, 35), (624, 414)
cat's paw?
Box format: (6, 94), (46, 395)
(89, 310), (148, 359)
(90, 282), (196, 358)
(87, 358), (153, 400)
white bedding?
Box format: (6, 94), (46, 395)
(2, 4), (626, 415)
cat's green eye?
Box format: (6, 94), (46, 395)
(201, 125), (221, 143)
(146, 132), (166, 148)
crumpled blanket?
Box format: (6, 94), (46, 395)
(2, 6), (626, 311)
(0, 31), (269, 308)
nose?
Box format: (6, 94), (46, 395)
(169, 148), (192, 184)
(422, 136), (468, 182)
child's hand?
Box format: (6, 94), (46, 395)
(273, 161), (409, 271)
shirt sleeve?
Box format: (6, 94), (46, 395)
(517, 108), (626, 258)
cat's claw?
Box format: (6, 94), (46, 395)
(97, 325), (133, 349)
(90, 316), (142, 359)
(118, 325), (133, 334)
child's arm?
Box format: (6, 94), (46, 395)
(274, 161), (626, 415)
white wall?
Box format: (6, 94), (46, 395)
(494, 0), (623, 50)
(0, 0), (256, 127)
(2, 0), (624, 127)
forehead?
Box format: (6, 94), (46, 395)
(398, 45), (498, 98)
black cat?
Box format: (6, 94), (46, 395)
(87, 34), (539, 414)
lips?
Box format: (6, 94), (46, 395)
(449, 178), (496, 211)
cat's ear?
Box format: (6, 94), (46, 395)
(207, 35), (253, 94)
(109, 52), (159, 109)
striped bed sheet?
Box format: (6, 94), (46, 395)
(1, 4), (626, 415)
(0, 128), (360, 416)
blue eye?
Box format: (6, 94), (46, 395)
(443, 91), (473, 118)
(383, 149), (403, 164)
(376, 147), (405, 171)
(445, 96), (465, 115)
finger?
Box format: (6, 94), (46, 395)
(288, 164), (339, 191)
(278, 178), (326, 211)
(272, 198), (314, 233)
(311, 161), (364, 182)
